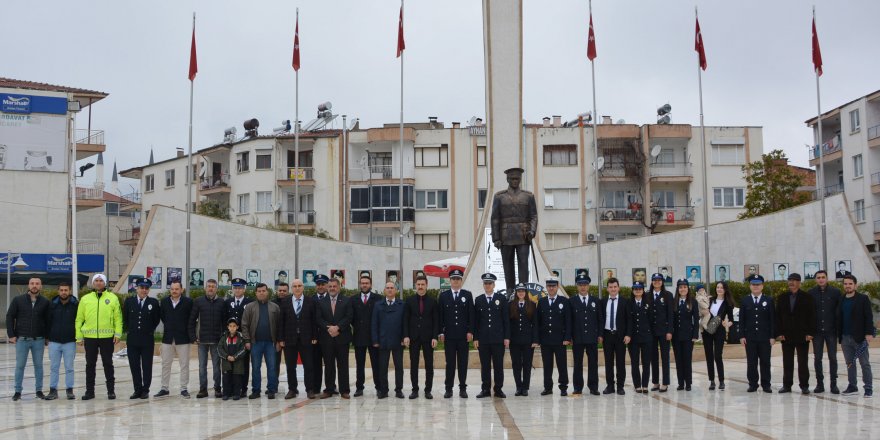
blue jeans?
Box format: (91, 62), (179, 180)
(198, 343), (222, 391)
(250, 341), (278, 393)
(14, 337), (45, 393)
(48, 341), (76, 390)
(841, 335), (873, 391)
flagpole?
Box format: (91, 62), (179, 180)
(294, 7), (301, 279)
(398, 0), (405, 288)
(588, 0), (602, 292)
(696, 6), (710, 284)
(814, 6), (828, 271)
(185, 12), (195, 297)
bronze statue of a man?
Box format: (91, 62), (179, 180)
(490, 167), (538, 293)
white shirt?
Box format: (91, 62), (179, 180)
(579, 294), (589, 305)
(604, 296), (618, 330)
(710, 299), (722, 316)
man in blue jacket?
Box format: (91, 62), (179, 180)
(372, 282), (406, 399)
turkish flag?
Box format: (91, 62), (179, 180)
(587, 13), (597, 61)
(695, 17), (707, 70)
(292, 17), (301, 71)
(812, 18), (823, 76)
(396, 5), (405, 58)
(188, 26), (198, 81)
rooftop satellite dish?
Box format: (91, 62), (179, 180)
(657, 115), (671, 125)
(657, 104), (672, 116)
(401, 222), (412, 235)
(348, 118), (359, 130)
(595, 157), (605, 170)
(468, 116), (479, 126)
(579, 111), (592, 122)
(616, 119), (626, 124)
(650, 145), (662, 158)
(692, 197), (703, 207)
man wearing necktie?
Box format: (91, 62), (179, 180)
(602, 278), (631, 395)
(372, 282), (406, 399)
(403, 276), (439, 399)
(537, 277), (572, 396)
(351, 275), (383, 397)
(122, 278), (161, 399)
(309, 275), (330, 396)
(278, 279), (318, 399)
(438, 269), (474, 398)
(739, 274), (776, 393)
(224, 278), (253, 398)
(316, 278), (353, 399)
(571, 274), (603, 396)
(473, 273), (510, 398)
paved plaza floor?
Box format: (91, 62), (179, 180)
(0, 344), (877, 439)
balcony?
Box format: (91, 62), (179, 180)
(73, 186), (104, 210)
(873, 172), (880, 194)
(869, 124), (880, 148)
(120, 192), (141, 212)
(75, 129), (105, 160)
(812, 183), (844, 200)
(650, 206), (696, 231)
(598, 164), (641, 182)
(277, 167), (315, 187)
(874, 220), (880, 241)
(76, 239), (101, 254)
(808, 135), (843, 166)
(280, 210), (316, 230)
(649, 162), (693, 182)
(119, 228), (140, 246)
(199, 174), (230, 195)
(598, 206), (642, 226)
(348, 165), (399, 182)
(350, 208), (415, 226)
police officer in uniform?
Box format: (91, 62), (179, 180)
(224, 278), (253, 398)
(627, 281), (653, 394)
(438, 269), (474, 398)
(310, 274), (331, 395)
(739, 274), (776, 393)
(509, 283), (538, 396)
(473, 273), (510, 398)
(123, 278), (161, 399)
(672, 279), (699, 391)
(571, 273), (603, 396)
(537, 277), (571, 396)
(648, 272), (674, 392)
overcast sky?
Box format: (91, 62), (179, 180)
(4, 0), (878, 188)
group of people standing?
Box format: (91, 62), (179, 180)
(5, 267), (875, 402)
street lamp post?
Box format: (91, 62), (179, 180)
(5, 252), (29, 312)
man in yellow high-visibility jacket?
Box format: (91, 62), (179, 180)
(75, 273), (122, 400)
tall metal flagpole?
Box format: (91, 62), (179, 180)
(588, 0), (602, 289)
(696, 6), (711, 283)
(185, 12), (195, 297)
(70, 102), (79, 297)
(814, 6), (828, 271)
(294, 8), (301, 278)
(398, 0), (405, 288)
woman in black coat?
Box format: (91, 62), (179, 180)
(627, 283), (653, 394)
(508, 286), (538, 396)
(702, 281), (735, 390)
(672, 279), (700, 391)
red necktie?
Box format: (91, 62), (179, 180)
(363, 294), (367, 305)
(419, 295), (424, 315)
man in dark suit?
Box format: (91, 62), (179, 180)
(224, 278), (253, 398)
(372, 282), (406, 399)
(156, 281), (194, 398)
(310, 275), (330, 395)
(809, 270), (841, 394)
(648, 273), (674, 392)
(740, 274), (776, 393)
(473, 273), (510, 398)
(537, 277), (571, 396)
(775, 273), (817, 394)
(316, 278), (353, 399)
(570, 274), (603, 396)
(602, 277), (630, 395)
(837, 274), (876, 398)
(403, 275), (439, 399)
(438, 269), (474, 398)
(123, 278), (161, 399)
(278, 278), (318, 399)
(351, 274), (383, 397)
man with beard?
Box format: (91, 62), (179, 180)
(7, 276), (50, 401)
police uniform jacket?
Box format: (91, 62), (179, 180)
(627, 296), (653, 344)
(438, 289), (474, 341)
(570, 294), (604, 345)
(123, 295), (161, 346)
(672, 297), (700, 341)
(224, 296), (253, 325)
(351, 291), (383, 347)
(402, 294), (439, 343)
(738, 294), (775, 341)
(473, 293), (510, 344)
(648, 288), (675, 336)
(537, 295), (572, 345)
(509, 300), (538, 345)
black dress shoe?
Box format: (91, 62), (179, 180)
(67, 389), (76, 400)
(747, 386), (758, 393)
(685, 385), (691, 391)
(801, 388), (811, 395)
(763, 387), (773, 393)
(154, 390), (170, 398)
(590, 390), (600, 396)
(180, 390), (190, 399)
(708, 381), (716, 391)
(616, 389), (625, 395)
(560, 390), (568, 396)
(409, 391), (419, 399)
(541, 389), (553, 396)
(514, 389), (523, 396)
(267, 392), (276, 399)
(107, 391), (116, 400)
(676, 384), (684, 391)
(232, 395), (240, 401)
(602, 387), (614, 395)
(476, 391), (491, 398)
(222, 396), (230, 401)
(495, 391), (506, 398)
(830, 385), (840, 395)
(12, 393), (21, 401)
(719, 382), (726, 390)
(196, 388), (208, 398)
(130, 392), (141, 399)
(444, 390), (453, 398)
(778, 387), (791, 394)
(425, 392), (433, 399)
(285, 390), (297, 400)
(377, 392), (388, 399)
(659, 386), (668, 393)
(650, 385), (660, 392)
(813, 384), (825, 393)
(35, 391), (46, 400)
(44, 389), (58, 401)
(248, 392), (261, 399)
(353, 389), (364, 397)
(521, 390), (529, 396)
(240, 390), (248, 399)
(459, 390), (468, 398)
(215, 389), (223, 398)
(82, 392), (95, 400)
(395, 391), (405, 399)
(140, 391), (150, 399)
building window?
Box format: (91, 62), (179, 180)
(415, 190), (448, 209)
(652, 191), (675, 208)
(853, 154), (863, 178)
(145, 174), (155, 192)
(543, 145), (577, 166)
(287, 150), (313, 167)
(544, 188), (579, 209)
(544, 233), (578, 250)
(850, 109), (861, 132)
(237, 193), (250, 214)
(105, 202), (119, 216)
(165, 169), (175, 188)
(600, 190), (638, 208)
(236, 151), (250, 173)
(713, 187), (745, 208)
(478, 189), (487, 209)
(414, 145), (449, 167)
(371, 235), (394, 247)
(349, 185), (415, 224)
(415, 233), (449, 250)
(256, 191), (272, 212)
(185, 165), (198, 183)
(855, 199), (865, 223)
(711, 144), (745, 165)
(477, 146), (487, 167)
(255, 150), (272, 170)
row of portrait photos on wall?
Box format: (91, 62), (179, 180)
(554, 260), (853, 287)
(128, 268), (448, 293)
